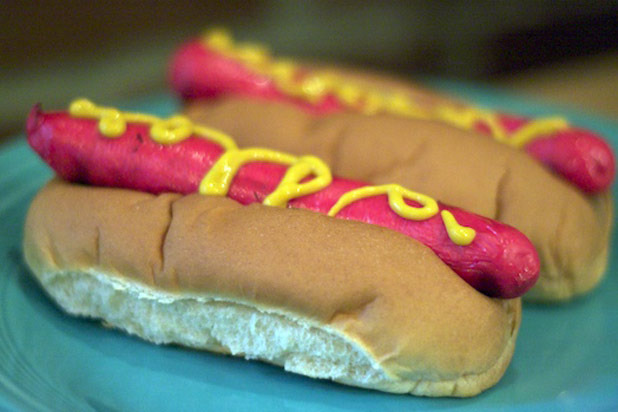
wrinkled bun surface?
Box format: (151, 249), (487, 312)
(186, 98), (613, 301)
(24, 179), (520, 397)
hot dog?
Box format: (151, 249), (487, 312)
(168, 31), (614, 302)
(24, 100), (526, 397)
(26, 99), (539, 298)
(168, 29), (615, 194)
(183, 97), (613, 302)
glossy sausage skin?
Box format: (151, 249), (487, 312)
(27, 105), (539, 298)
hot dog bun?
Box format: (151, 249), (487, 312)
(24, 179), (520, 397)
(185, 98), (614, 302)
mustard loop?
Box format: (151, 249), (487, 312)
(440, 210), (476, 246)
(386, 185), (439, 220)
(200, 148), (299, 197)
(150, 115), (193, 144)
(97, 109), (125, 138)
(70, 99), (126, 138)
(328, 184), (438, 220)
(328, 184), (475, 244)
(263, 155), (332, 206)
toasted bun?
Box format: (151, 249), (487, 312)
(24, 179), (520, 397)
(185, 98), (614, 302)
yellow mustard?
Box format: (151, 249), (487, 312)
(202, 29), (568, 148)
(69, 99), (476, 246)
(328, 184), (438, 220)
(440, 210), (476, 246)
(69, 99), (238, 150)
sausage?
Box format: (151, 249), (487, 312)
(26, 100), (540, 298)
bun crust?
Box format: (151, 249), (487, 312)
(185, 98), (614, 301)
(24, 179), (520, 397)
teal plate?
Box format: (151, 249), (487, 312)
(1, 90), (617, 411)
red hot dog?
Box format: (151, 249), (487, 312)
(168, 30), (615, 193)
(26, 99), (539, 298)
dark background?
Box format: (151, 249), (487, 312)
(2, 0), (617, 141)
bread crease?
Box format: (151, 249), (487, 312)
(24, 179), (521, 397)
(186, 98), (613, 301)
